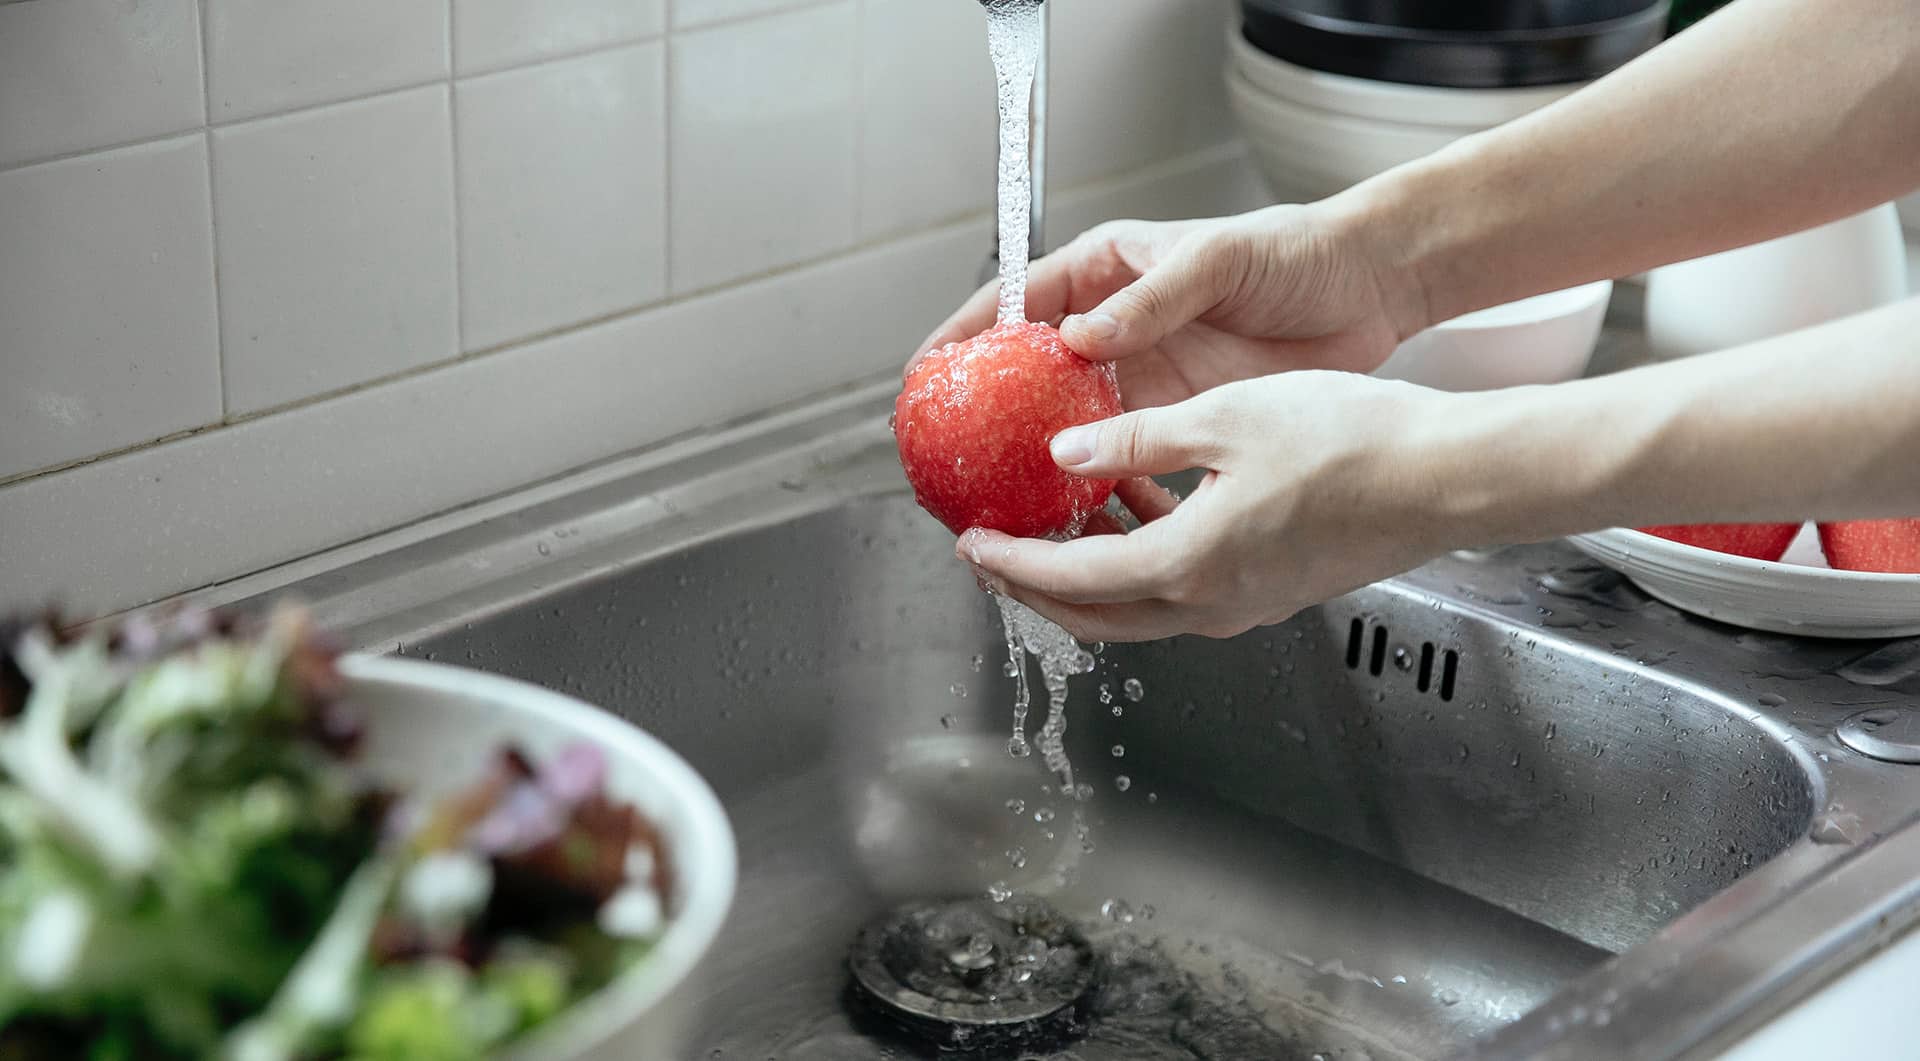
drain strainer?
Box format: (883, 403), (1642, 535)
(847, 894), (1096, 1052)
(1836, 707), (1920, 764)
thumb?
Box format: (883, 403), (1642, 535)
(1060, 235), (1230, 360)
(1049, 401), (1228, 479)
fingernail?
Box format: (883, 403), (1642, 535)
(1065, 313), (1118, 341)
(1051, 426), (1093, 467)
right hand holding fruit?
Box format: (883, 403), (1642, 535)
(960, 371), (1469, 643)
(911, 204), (1425, 409)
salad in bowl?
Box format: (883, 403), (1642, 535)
(0, 606), (733, 1060)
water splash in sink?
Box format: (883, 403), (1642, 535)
(998, 595), (1095, 794)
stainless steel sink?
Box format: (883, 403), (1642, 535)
(210, 382), (1920, 1060)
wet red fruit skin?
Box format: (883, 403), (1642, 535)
(1817, 520), (1920, 573)
(1639, 523), (1801, 561)
(895, 321), (1123, 538)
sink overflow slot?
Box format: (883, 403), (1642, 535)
(1346, 618), (1458, 702)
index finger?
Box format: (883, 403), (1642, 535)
(958, 524), (1174, 605)
(908, 227), (1152, 367)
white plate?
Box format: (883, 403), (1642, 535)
(1372, 280), (1612, 391)
(1568, 527), (1920, 639)
(340, 655), (737, 1061)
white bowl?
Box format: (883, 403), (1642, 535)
(1225, 31), (1581, 203)
(1898, 190), (1920, 235)
(1568, 527), (1920, 639)
(1372, 281), (1613, 391)
(1227, 30), (1576, 128)
(1227, 70), (1457, 203)
(1644, 204), (1909, 361)
(340, 655), (737, 1061)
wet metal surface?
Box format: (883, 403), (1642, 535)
(214, 382), (1920, 1060)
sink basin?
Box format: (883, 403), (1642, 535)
(207, 383), (1920, 1060)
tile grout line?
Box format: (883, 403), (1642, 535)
(0, 137), (1254, 490)
(851, 0), (868, 242)
(446, 0), (467, 357)
(197, 0), (229, 421)
(457, 29), (664, 82)
(0, 38), (663, 180)
(661, 8), (677, 297)
(669, 0), (842, 37)
(0, 0), (843, 182)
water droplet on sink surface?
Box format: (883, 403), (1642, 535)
(940, 714), (958, 729)
(1006, 798), (1025, 815)
(1435, 988), (1462, 1007)
(1757, 692), (1788, 707)
(1811, 810), (1866, 845)
(1110, 744), (1125, 758)
(987, 881), (1013, 903)
(1114, 775), (1131, 792)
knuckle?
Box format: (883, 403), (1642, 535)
(1119, 280), (1173, 325)
(1101, 415), (1149, 466)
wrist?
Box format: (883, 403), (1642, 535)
(1324, 140), (1498, 342)
(1317, 176), (1437, 343)
(1402, 379), (1656, 548)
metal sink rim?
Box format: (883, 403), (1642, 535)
(177, 379), (1920, 1061)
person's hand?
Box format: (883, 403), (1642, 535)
(911, 203), (1427, 409)
(958, 371), (1473, 642)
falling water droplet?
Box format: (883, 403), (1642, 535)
(1123, 678), (1145, 702)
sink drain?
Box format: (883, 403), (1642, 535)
(847, 894), (1096, 1053)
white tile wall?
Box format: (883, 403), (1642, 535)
(456, 44), (668, 351)
(0, 136), (221, 479)
(0, 0), (204, 169)
(0, 0), (1248, 615)
(858, 0), (996, 240)
(669, 2), (858, 294)
(1051, 0), (1239, 186)
(671, 0), (822, 31)
(205, 0), (449, 122)
(453, 0), (664, 75)
(212, 86), (459, 413)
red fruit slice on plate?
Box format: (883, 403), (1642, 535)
(1817, 520), (1920, 573)
(895, 321), (1123, 539)
(1638, 523), (1801, 561)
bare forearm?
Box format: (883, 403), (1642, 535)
(1430, 297), (1920, 544)
(1341, 0), (1920, 333)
